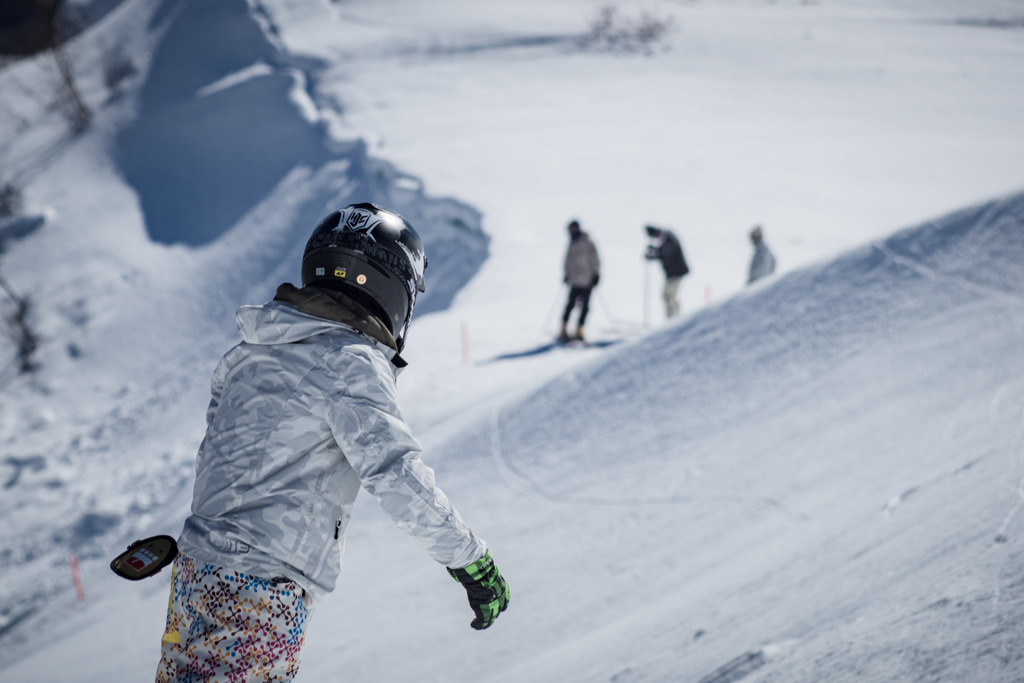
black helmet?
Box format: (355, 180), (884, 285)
(301, 203), (427, 349)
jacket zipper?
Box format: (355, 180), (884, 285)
(310, 517), (342, 581)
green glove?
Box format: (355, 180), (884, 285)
(447, 550), (510, 630)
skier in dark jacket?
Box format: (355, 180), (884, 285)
(561, 219), (601, 341)
(644, 225), (689, 318)
(155, 204), (509, 683)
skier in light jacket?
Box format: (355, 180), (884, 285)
(156, 204), (509, 683)
(560, 219), (601, 341)
(747, 224), (776, 285)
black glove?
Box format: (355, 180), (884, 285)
(447, 550), (510, 630)
(592, 273), (600, 287)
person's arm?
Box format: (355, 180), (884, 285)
(325, 347), (485, 569)
(325, 347), (509, 628)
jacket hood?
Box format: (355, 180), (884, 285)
(235, 286), (406, 367)
(236, 299), (352, 346)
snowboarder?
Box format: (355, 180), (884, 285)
(644, 225), (689, 318)
(560, 219), (601, 342)
(155, 203), (509, 683)
(747, 224), (776, 285)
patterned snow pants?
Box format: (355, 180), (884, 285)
(155, 554), (310, 683)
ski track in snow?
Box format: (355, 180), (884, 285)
(489, 402), (804, 520)
(874, 241), (1024, 311)
(994, 397), (1024, 545)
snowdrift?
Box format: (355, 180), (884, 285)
(115, 0), (488, 315)
(343, 191), (1024, 683)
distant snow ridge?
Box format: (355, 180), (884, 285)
(116, 0), (323, 247)
(114, 0), (487, 317)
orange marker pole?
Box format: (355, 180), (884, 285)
(69, 553), (85, 601)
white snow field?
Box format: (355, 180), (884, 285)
(1, 0), (1023, 681)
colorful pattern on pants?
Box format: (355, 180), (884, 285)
(155, 554), (309, 683)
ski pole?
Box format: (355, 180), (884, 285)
(538, 284), (567, 342)
(643, 257), (651, 329)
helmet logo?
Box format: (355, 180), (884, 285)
(334, 267), (347, 278)
(356, 274), (367, 285)
(344, 211), (371, 232)
(341, 210), (387, 244)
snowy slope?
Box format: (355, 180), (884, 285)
(5, 187), (1023, 683)
(0, 0), (489, 662)
(427, 193), (1024, 682)
(1, 0), (1024, 681)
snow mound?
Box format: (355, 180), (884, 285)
(413, 191), (1024, 682)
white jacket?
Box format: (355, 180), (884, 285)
(177, 292), (485, 602)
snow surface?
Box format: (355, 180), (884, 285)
(1, 0), (1023, 681)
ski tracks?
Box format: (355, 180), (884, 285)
(877, 232), (1024, 545)
(993, 385), (1024, 546)
(873, 239), (1024, 311)
(489, 405), (800, 519)
(696, 650), (767, 683)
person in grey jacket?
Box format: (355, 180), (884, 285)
(156, 204), (509, 683)
(560, 219), (601, 342)
(747, 224), (776, 285)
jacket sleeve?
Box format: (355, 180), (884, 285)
(325, 348), (486, 569)
(588, 239), (600, 277)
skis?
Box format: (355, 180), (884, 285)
(488, 336), (623, 362)
(555, 336), (622, 349)
(556, 335), (588, 348)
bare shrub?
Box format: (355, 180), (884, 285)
(0, 184), (23, 219)
(579, 4), (674, 55)
(0, 275), (37, 374)
(48, 3), (92, 132)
